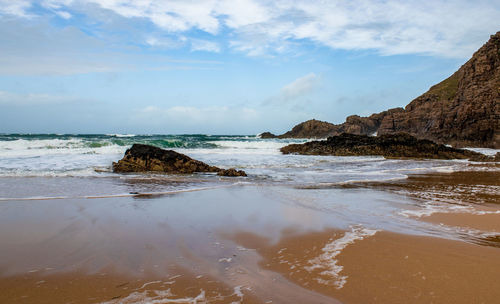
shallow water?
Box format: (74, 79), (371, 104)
(1, 134), (499, 244)
(1, 133), (495, 197)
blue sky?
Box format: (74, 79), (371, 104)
(0, 0), (499, 134)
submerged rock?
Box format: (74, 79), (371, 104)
(217, 168), (247, 177)
(280, 133), (495, 161)
(113, 144), (248, 176)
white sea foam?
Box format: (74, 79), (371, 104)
(207, 140), (299, 154)
(305, 226), (378, 289)
(107, 134), (136, 137)
(101, 289), (206, 304)
(100, 284), (246, 303)
(463, 147), (499, 156)
(0, 138), (126, 157)
(400, 204), (500, 218)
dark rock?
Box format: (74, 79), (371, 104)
(113, 144), (248, 176)
(280, 133), (496, 161)
(113, 144), (220, 174)
(259, 132), (277, 139)
(217, 168), (247, 177)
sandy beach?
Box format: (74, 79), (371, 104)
(0, 168), (499, 303)
(2, 2), (500, 303)
(241, 229), (500, 304)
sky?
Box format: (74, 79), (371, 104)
(0, 0), (499, 135)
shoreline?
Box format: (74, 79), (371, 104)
(2, 228), (499, 303)
(0, 169), (499, 303)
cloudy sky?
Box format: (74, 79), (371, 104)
(1, 0), (499, 134)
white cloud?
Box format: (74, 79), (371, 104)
(90, 0), (221, 34)
(262, 72), (321, 108)
(145, 36), (186, 49)
(81, 0), (500, 58)
(0, 0), (33, 17)
(281, 73), (319, 100)
(41, 0), (75, 10)
(0, 18), (223, 75)
(3, 0), (500, 58)
(55, 10), (72, 19)
(191, 39), (221, 53)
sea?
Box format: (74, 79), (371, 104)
(0, 133), (498, 242)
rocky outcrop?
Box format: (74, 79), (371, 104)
(280, 133), (494, 161)
(377, 32), (500, 148)
(259, 132), (277, 139)
(277, 119), (340, 138)
(113, 144), (247, 176)
(262, 108), (405, 139)
(341, 108), (405, 135)
(217, 168), (247, 177)
(262, 32), (499, 148)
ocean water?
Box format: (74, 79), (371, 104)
(0, 133), (496, 200)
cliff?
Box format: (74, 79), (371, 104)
(263, 32), (500, 148)
(377, 32), (500, 148)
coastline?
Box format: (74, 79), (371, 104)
(1, 168), (499, 303)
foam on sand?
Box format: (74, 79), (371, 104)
(305, 226), (378, 289)
(101, 289), (206, 304)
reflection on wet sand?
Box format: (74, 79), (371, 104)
(1, 169), (500, 303)
(230, 229), (500, 304)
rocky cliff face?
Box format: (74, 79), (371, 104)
(264, 32), (499, 148)
(378, 32), (500, 148)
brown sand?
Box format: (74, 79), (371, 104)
(422, 212), (500, 233)
(0, 266), (260, 304)
(2, 169), (500, 303)
(4, 227), (499, 304)
(230, 229), (500, 304)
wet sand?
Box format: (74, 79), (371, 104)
(0, 186), (344, 303)
(0, 265), (263, 304)
(364, 170), (500, 206)
(1, 169), (500, 303)
(231, 229), (500, 304)
(422, 211), (500, 233)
